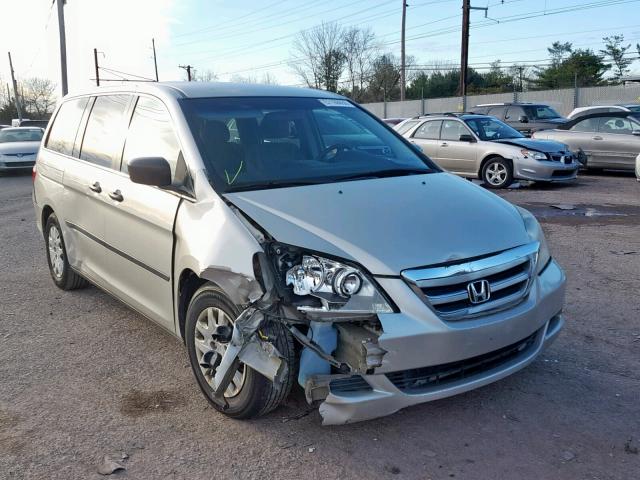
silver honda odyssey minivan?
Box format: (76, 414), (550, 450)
(33, 82), (565, 425)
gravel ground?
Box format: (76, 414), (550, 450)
(1, 171), (639, 480)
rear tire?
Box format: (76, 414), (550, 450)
(482, 157), (513, 189)
(185, 284), (295, 419)
(44, 213), (88, 290)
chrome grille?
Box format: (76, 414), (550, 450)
(401, 242), (539, 321)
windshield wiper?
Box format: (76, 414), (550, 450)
(331, 168), (430, 182)
(225, 179), (321, 192)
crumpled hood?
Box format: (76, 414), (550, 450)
(494, 137), (569, 153)
(224, 173), (529, 276)
(0, 141), (40, 155)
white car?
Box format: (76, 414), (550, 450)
(568, 105), (640, 120)
(0, 127), (44, 172)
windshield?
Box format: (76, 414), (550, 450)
(0, 128), (43, 143)
(525, 105), (561, 120)
(464, 117), (524, 141)
(626, 105), (640, 113)
(179, 96), (434, 193)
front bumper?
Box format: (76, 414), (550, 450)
(512, 157), (578, 182)
(0, 159), (36, 171)
(317, 259), (566, 425)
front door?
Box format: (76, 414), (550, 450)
(595, 116), (640, 169)
(99, 95), (185, 331)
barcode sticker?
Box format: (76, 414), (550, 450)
(318, 99), (355, 108)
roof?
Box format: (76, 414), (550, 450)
(0, 126), (44, 132)
(412, 113), (489, 120)
(65, 81), (344, 100)
(474, 102), (546, 107)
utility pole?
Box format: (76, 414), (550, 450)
(459, 0), (488, 107)
(7, 52), (23, 121)
(152, 38), (159, 81)
(93, 48), (100, 86)
(400, 0), (407, 101)
(179, 65), (193, 81)
(459, 0), (470, 99)
(56, 0), (68, 96)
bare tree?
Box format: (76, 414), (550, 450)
(193, 69), (218, 82)
(291, 22), (346, 92)
(22, 78), (57, 118)
(342, 26), (377, 100)
(260, 72), (278, 85)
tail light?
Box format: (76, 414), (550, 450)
(32, 164), (37, 181)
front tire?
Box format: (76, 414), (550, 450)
(185, 284), (295, 419)
(44, 213), (88, 290)
(482, 157), (513, 189)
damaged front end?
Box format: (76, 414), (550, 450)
(208, 235), (393, 424)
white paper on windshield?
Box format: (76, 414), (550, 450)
(318, 99), (355, 108)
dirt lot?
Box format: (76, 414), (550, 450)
(1, 171), (639, 480)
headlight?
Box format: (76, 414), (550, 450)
(285, 255), (392, 314)
(520, 149), (547, 161)
(517, 207), (551, 274)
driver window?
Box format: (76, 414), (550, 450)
(441, 120), (471, 141)
(598, 116), (633, 135)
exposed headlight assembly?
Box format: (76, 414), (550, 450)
(285, 255), (393, 314)
(518, 207), (551, 274)
(520, 149), (547, 161)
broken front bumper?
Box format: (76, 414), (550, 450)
(316, 259), (566, 425)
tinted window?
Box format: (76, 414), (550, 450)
(396, 120), (420, 135)
(598, 116), (637, 135)
(505, 106), (525, 120)
(179, 97), (434, 193)
(80, 95), (131, 168)
(0, 128), (43, 143)
(46, 98), (88, 156)
(570, 118), (599, 132)
(413, 120), (442, 139)
(525, 105), (561, 120)
(487, 106), (506, 118)
(122, 96), (184, 185)
(441, 120), (471, 141)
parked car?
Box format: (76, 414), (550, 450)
(34, 82), (565, 425)
(0, 124), (11, 130)
(396, 113), (579, 188)
(382, 117), (406, 127)
(11, 118), (49, 128)
(472, 102), (568, 135)
(0, 127), (44, 172)
(636, 153), (640, 181)
(532, 111), (640, 171)
(567, 104), (640, 120)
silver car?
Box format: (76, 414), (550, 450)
(33, 83), (565, 425)
(396, 114), (579, 188)
(533, 112), (640, 171)
(0, 127), (43, 172)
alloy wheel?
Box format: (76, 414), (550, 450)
(48, 225), (65, 279)
(193, 306), (246, 398)
(486, 162), (508, 186)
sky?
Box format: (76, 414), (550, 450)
(0, 0), (639, 98)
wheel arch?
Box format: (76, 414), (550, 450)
(41, 204), (55, 237)
(478, 154), (512, 177)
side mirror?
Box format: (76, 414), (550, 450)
(128, 157), (172, 187)
(458, 134), (475, 142)
(518, 115), (529, 123)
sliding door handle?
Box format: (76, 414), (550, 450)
(108, 190), (124, 202)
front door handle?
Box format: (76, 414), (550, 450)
(108, 189), (124, 202)
(89, 181), (102, 193)
(592, 136), (603, 140)
(441, 142), (448, 147)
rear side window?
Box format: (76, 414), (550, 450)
(46, 97), (89, 156)
(487, 106), (506, 118)
(598, 116), (635, 135)
(122, 96), (184, 184)
(80, 95), (131, 168)
(413, 120), (442, 140)
(505, 106), (525, 120)
(570, 118), (599, 132)
(396, 120), (420, 135)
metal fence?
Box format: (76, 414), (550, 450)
(361, 84), (640, 118)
